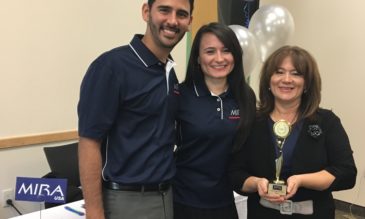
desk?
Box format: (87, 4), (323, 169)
(9, 200), (85, 219)
(10, 194), (246, 219)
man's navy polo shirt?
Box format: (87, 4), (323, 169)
(78, 34), (179, 184)
(174, 82), (240, 208)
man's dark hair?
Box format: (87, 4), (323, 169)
(147, 0), (194, 13)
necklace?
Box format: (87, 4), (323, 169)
(271, 110), (298, 125)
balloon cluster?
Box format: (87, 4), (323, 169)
(229, 4), (295, 79)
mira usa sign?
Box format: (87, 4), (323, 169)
(15, 177), (67, 203)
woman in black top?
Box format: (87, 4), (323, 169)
(229, 45), (357, 219)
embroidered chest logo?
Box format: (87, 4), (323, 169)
(228, 109), (240, 120)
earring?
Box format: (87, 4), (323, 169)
(268, 87), (271, 91)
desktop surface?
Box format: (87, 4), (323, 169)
(9, 200), (85, 219)
(9, 194), (247, 219)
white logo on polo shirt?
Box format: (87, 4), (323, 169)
(229, 109), (240, 120)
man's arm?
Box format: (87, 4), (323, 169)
(78, 137), (105, 219)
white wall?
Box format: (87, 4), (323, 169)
(256, 0), (365, 207)
(0, 0), (187, 138)
(1, 0), (364, 217)
(0, 0), (187, 218)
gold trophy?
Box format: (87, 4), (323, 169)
(268, 120), (291, 196)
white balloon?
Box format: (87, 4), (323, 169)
(229, 25), (260, 80)
(249, 4), (295, 62)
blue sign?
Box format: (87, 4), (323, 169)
(15, 177), (67, 203)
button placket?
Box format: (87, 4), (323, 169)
(216, 96), (223, 119)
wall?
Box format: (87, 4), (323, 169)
(257, 0), (365, 207)
(1, 0), (364, 217)
(190, 0), (217, 39)
(0, 0), (188, 218)
(0, 0), (187, 138)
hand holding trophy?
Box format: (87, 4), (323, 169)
(268, 120), (291, 196)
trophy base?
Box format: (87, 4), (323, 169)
(268, 181), (287, 196)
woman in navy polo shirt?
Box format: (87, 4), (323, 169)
(173, 22), (256, 219)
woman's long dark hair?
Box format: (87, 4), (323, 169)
(184, 22), (256, 152)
